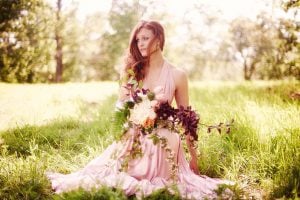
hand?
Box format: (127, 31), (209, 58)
(189, 158), (200, 175)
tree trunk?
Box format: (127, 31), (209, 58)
(248, 61), (257, 80)
(243, 60), (251, 80)
(55, 0), (63, 83)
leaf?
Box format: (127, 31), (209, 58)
(138, 80), (143, 88)
(128, 79), (137, 85)
(147, 92), (155, 101)
(125, 101), (135, 109)
(226, 127), (231, 134)
(208, 127), (211, 133)
(127, 69), (135, 76)
(136, 96), (142, 103)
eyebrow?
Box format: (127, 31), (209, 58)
(136, 33), (151, 38)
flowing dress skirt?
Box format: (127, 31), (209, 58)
(46, 127), (232, 199)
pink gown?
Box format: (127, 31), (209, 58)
(46, 60), (232, 199)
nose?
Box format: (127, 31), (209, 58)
(138, 42), (144, 49)
(138, 43), (142, 49)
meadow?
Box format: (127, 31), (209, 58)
(0, 80), (299, 199)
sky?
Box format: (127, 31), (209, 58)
(56, 0), (284, 21)
(44, 0), (299, 26)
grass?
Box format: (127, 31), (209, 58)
(0, 80), (299, 199)
(0, 82), (118, 131)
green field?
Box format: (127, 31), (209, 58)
(0, 81), (299, 199)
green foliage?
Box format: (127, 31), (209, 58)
(229, 11), (299, 80)
(57, 3), (83, 82)
(0, 94), (119, 156)
(112, 104), (131, 139)
(271, 128), (300, 198)
(0, 0), (84, 83)
(53, 186), (127, 200)
(257, 16), (300, 80)
(190, 81), (300, 198)
(0, 0), (54, 83)
(88, 0), (145, 81)
(142, 188), (181, 200)
(0, 119), (83, 156)
(214, 184), (244, 200)
(0, 153), (51, 199)
(229, 16), (275, 80)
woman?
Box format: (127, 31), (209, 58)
(47, 20), (232, 199)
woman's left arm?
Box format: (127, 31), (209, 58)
(174, 68), (200, 175)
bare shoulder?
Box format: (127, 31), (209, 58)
(172, 67), (187, 80)
(167, 62), (189, 106)
(168, 63), (188, 86)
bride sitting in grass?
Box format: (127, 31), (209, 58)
(46, 20), (233, 199)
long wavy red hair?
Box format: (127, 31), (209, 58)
(122, 20), (165, 82)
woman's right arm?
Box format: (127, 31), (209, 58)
(173, 67), (200, 175)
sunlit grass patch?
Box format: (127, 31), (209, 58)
(0, 94), (119, 156)
(0, 82), (118, 131)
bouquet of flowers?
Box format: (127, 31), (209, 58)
(115, 79), (200, 142)
(114, 81), (200, 178)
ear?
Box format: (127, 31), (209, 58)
(154, 38), (160, 46)
(156, 40), (160, 49)
(156, 43), (160, 51)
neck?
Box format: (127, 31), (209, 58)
(148, 50), (164, 69)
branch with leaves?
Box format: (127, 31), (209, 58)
(200, 119), (235, 134)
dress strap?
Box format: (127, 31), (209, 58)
(158, 60), (176, 104)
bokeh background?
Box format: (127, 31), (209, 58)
(1, 0), (299, 83)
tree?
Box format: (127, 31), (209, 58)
(229, 16), (274, 80)
(77, 13), (107, 81)
(88, 0), (146, 80)
(53, 1), (81, 82)
(0, 0), (54, 83)
(280, 0), (300, 79)
(257, 18), (299, 79)
(256, 2), (299, 80)
(162, 3), (223, 80)
(54, 0), (63, 82)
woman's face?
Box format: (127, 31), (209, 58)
(136, 28), (157, 57)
